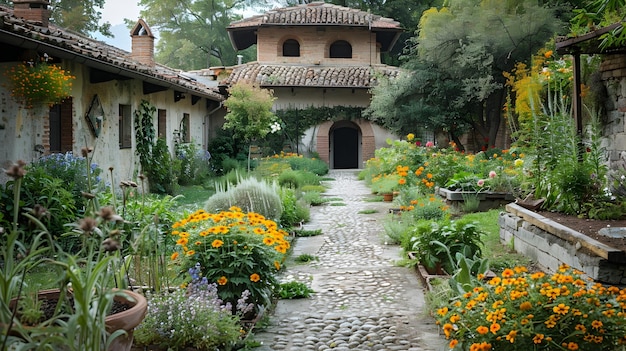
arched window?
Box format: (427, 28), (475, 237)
(329, 40), (352, 58)
(282, 39), (300, 57)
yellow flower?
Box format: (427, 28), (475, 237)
(170, 252), (179, 260)
(490, 323), (500, 334)
(591, 320), (603, 329)
(437, 307), (448, 316)
(553, 303), (570, 315)
(449, 339), (458, 348)
(217, 276), (228, 285)
(176, 237), (188, 246)
(274, 261), (281, 270)
(533, 334), (544, 344)
(249, 273), (261, 282)
(519, 301), (532, 311)
(186, 250), (195, 256)
(505, 330), (517, 343)
(407, 133), (415, 141)
(212, 239), (224, 248)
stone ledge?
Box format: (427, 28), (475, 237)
(505, 203), (626, 263)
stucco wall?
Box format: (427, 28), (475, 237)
(257, 26), (380, 66)
(1, 59), (214, 183)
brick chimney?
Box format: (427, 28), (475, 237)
(131, 19), (155, 66)
(13, 0), (51, 27)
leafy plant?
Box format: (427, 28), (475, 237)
(294, 254), (318, 263)
(293, 228), (323, 237)
(170, 207), (290, 311)
(408, 219), (484, 274)
(278, 281), (314, 299)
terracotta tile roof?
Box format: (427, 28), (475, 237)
(220, 62), (402, 88)
(0, 6), (223, 101)
(228, 2), (400, 30)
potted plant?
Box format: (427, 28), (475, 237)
(371, 174), (400, 201)
(5, 54), (75, 108)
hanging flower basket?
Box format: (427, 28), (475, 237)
(5, 56), (75, 108)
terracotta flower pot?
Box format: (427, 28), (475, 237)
(382, 193), (394, 202)
(10, 288), (147, 351)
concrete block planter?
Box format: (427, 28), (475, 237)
(499, 203), (626, 284)
(437, 187), (515, 212)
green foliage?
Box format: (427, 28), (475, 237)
(278, 281), (314, 299)
(205, 177), (283, 221)
(223, 82), (278, 141)
(408, 219), (484, 274)
(50, 0), (113, 37)
(293, 228), (323, 237)
(294, 254), (318, 263)
(279, 187), (310, 228)
(148, 138), (178, 194)
(134, 278), (243, 350)
(134, 100), (156, 172)
(278, 170), (301, 188)
(137, 0), (271, 69)
(175, 141), (212, 186)
(447, 253), (490, 296)
(382, 216), (412, 245)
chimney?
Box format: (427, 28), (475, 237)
(130, 19), (155, 66)
(13, 0), (51, 27)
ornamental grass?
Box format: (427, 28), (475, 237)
(435, 265), (626, 351)
(170, 206), (290, 313)
(6, 58), (75, 108)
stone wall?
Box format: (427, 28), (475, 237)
(499, 204), (626, 284)
(600, 54), (626, 169)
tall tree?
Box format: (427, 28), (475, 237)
(367, 0), (563, 150)
(0, 0), (112, 36)
(138, 0), (273, 70)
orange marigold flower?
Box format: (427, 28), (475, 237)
(449, 339), (458, 349)
(476, 326), (489, 335)
(591, 320), (603, 329)
(553, 303), (570, 315)
(501, 268), (515, 278)
(250, 273), (261, 282)
(533, 334), (544, 344)
(490, 323), (501, 334)
(217, 276), (228, 285)
(566, 342), (579, 350)
(170, 252), (179, 260)
(505, 330), (517, 343)
(519, 301), (532, 311)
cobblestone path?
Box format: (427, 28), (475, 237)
(253, 170), (447, 351)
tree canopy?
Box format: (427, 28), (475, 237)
(366, 0), (564, 151)
(0, 0), (112, 36)
(137, 0), (273, 70)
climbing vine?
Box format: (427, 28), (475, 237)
(134, 100), (156, 171)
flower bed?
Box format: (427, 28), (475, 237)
(499, 203), (626, 285)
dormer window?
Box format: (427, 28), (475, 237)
(282, 39), (300, 57)
(329, 40), (352, 58)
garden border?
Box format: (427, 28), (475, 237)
(499, 203), (626, 284)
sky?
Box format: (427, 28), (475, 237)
(95, 0), (142, 51)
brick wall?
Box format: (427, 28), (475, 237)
(257, 26), (380, 65)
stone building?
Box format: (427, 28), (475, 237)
(213, 2), (404, 169)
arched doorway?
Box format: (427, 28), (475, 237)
(331, 122), (360, 169)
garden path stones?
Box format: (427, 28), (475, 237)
(253, 170), (447, 351)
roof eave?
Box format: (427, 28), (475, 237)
(0, 29), (223, 101)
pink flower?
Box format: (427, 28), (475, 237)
(489, 171), (497, 178)
(477, 179), (485, 187)
(425, 141), (435, 147)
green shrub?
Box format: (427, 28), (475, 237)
(407, 219), (484, 274)
(286, 157), (328, 176)
(301, 184), (326, 193)
(146, 138), (177, 195)
(278, 281), (314, 299)
(301, 191), (325, 206)
(175, 141), (212, 186)
(293, 228), (322, 237)
(278, 170), (301, 188)
(205, 177), (283, 221)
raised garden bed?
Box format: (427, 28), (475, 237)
(500, 203), (626, 285)
(437, 187), (515, 212)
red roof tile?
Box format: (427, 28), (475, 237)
(0, 6), (223, 101)
(220, 62), (402, 88)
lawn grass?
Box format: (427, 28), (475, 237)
(460, 208), (531, 272)
(175, 184), (214, 207)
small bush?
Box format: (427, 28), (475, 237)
(294, 254), (318, 263)
(293, 228), (322, 237)
(278, 170), (301, 188)
(278, 281), (314, 299)
(286, 157), (328, 176)
(205, 177), (283, 221)
(301, 184), (326, 193)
